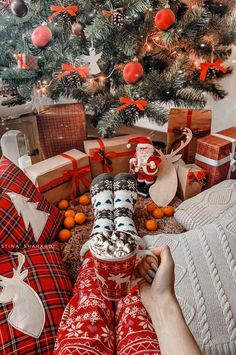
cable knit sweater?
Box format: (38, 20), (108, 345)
(175, 180), (236, 230)
(144, 211), (236, 355)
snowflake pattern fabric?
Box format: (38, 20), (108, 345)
(55, 252), (161, 355)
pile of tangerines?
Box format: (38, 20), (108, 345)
(145, 203), (175, 231)
(57, 194), (91, 242)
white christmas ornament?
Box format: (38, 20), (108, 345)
(7, 192), (50, 241)
(79, 46), (102, 75)
(0, 253), (45, 338)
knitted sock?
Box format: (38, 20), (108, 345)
(90, 173), (114, 236)
(113, 173), (138, 235)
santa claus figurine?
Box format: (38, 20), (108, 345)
(127, 136), (161, 197)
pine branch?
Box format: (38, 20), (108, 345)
(97, 109), (123, 137)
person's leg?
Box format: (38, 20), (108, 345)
(113, 173), (138, 235)
(115, 285), (161, 355)
(90, 173), (114, 236)
(54, 251), (115, 355)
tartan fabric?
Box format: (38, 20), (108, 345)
(0, 156), (64, 251)
(55, 252), (160, 355)
(0, 242), (73, 355)
(37, 104), (86, 159)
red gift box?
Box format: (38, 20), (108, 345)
(37, 103), (86, 159)
(195, 127), (236, 188)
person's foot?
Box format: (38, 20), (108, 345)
(90, 173), (114, 236)
(113, 173), (138, 235)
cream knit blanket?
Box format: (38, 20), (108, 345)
(144, 210), (236, 355)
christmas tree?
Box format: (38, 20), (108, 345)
(0, 0), (235, 137)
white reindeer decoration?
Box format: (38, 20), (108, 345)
(0, 253), (45, 338)
(149, 128), (193, 207)
(108, 273), (130, 289)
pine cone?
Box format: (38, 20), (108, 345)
(112, 11), (124, 29)
(123, 105), (140, 126)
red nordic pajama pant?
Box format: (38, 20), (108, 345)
(54, 251), (160, 354)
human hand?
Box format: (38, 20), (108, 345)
(135, 245), (175, 312)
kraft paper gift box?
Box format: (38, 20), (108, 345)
(177, 164), (206, 201)
(167, 108), (212, 164)
(24, 149), (91, 204)
(36, 103), (86, 159)
(15, 53), (38, 70)
(83, 135), (138, 178)
(195, 127), (236, 189)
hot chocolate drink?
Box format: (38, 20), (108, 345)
(90, 231), (137, 258)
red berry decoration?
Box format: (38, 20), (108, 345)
(154, 8), (176, 31)
(32, 25), (53, 48)
(123, 62), (144, 84)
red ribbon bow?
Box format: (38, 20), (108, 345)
(200, 60), (228, 81)
(63, 165), (91, 203)
(187, 170), (206, 186)
(90, 139), (120, 173)
(57, 64), (89, 79)
(15, 54), (29, 69)
(49, 5), (78, 21)
(116, 97), (148, 111)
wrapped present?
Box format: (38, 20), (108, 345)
(167, 108), (212, 164)
(36, 103), (86, 159)
(177, 163), (206, 200)
(15, 53), (38, 70)
(84, 135), (138, 178)
(195, 127), (236, 188)
(24, 149), (91, 204)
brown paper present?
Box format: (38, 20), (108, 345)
(84, 135), (138, 178)
(24, 149), (91, 204)
(177, 164), (206, 200)
(167, 108), (212, 164)
(195, 127), (236, 189)
(36, 103), (86, 159)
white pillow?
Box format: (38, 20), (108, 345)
(174, 180), (236, 230)
(144, 214), (236, 355)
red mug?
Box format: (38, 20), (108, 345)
(90, 243), (157, 301)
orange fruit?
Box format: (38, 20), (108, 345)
(64, 216), (75, 229)
(65, 209), (76, 218)
(146, 202), (157, 214)
(145, 219), (158, 231)
(58, 199), (69, 210)
(152, 208), (164, 219)
(79, 194), (91, 206)
(163, 206), (175, 216)
(75, 212), (86, 225)
(59, 229), (72, 242)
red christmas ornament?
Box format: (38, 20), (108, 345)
(32, 25), (52, 48)
(154, 8), (176, 31)
(123, 62), (144, 84)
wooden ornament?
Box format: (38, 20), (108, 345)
(149, 128), (192, 207)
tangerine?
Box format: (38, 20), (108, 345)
(152, 208), (164, 219)
(64, 216), (75, 229)
(79, 194), (91, 206)
(65, 209), (76, 218)
(146, 202), (157, 214)
(145, 219), (158, 231)
(75, 212), (86, 225)
(58, 199), (69, 210)
(163, 206), (175, 216)
(59, 229), (72, 242)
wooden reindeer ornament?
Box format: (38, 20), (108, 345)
(0, 253), (45, 338)
(149, 128), (193, 207)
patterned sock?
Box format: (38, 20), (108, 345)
(113, 173), (138, 235)
(90, 173), (114, 236)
